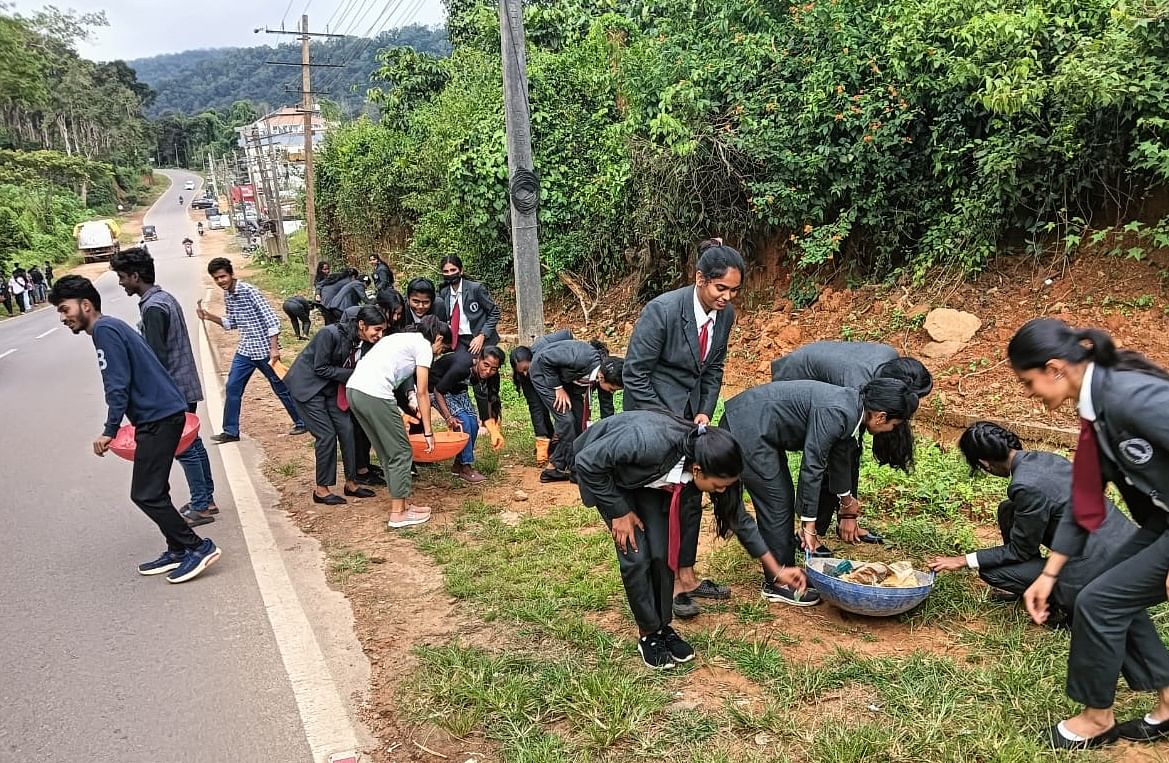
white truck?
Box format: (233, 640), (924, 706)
(73, 220), (120, 263)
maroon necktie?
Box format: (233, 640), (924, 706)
(580, 385), (592, 430)
(698, 321), (710, 362)
(665, 483), (683, 572)
(336, 349), (356, 412)
(449, 296), (461, 340)
(1072, 418), (1107, 532)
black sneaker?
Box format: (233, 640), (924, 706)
(690, 578), (730, 599)
(539, 466), (571, 483)
(289, 425), (308, 436)
(1117, 715), (1169, 742)
(672, 592), (700, 618)
(761, 578), (821, 607)
(658, 625), (695, 663)
(637, 632), (676, 670)
(210, 433), (240, 444)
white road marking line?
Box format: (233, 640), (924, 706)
(35, 327), (59, 339)
(197, 324), (360, 760)
(0, 348), (16, 360)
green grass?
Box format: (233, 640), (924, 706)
(327, 549), (371, 583)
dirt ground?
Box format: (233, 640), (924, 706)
(200, 239), (1169, 761)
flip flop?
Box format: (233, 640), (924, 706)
(388, 511), (431, 529)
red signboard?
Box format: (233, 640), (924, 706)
(229, 184), (256, 204)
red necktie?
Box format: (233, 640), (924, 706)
(1072, 418), (1107, 532)
(698, 321), (710, 362)
(336, 349), (356, 412)
(449, 296), (461, 339)
(581, 385), (592, 430)
(665, 483), (683, 572)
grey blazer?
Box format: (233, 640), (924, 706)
(980, 451), (1134, 598)
(436, 278), (501, 345)
(622, 285), (734, 419)
(722, 381), (861, 521)
(572, 410), (768, 557)
(771, 341), (898, 388)
(529, 339), (615, 416)
(283, 323), (356, 403)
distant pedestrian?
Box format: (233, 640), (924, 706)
(0, 271), (11, 316)
(196, 257), (307, 443)
(49, 275), (221, 583)
(28, 265), (45, 303)
(8, 269), (28, 313)
(282, 295), (314, 340)
(43, 261), (54, 287)
(112, 248), (220, 527)
(368, 254), (394, 292)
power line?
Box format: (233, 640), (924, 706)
(326, 0), (362, 32)
(316, 0), (409, 103)
(280, 0), (297, 28)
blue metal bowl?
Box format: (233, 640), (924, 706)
(806, 558), (935, 617)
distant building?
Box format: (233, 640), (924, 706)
(236, 107), (332, 217)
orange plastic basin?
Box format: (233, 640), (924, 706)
(410, 431), (469, 462)
(109, 412), (202, 461)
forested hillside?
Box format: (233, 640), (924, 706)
(0, 6), (156, 271)
(315, 0), (1169, 295)
(130, 25), (450, 117)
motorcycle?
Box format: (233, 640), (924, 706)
(182, 237), (194, 257)
(178, 196), (184, 206)
(196, 223), (204, 236)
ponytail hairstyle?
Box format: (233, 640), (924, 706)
(874, 356), (933, 398)
(599, 356), (625, 387)
(510, 345), (533, 388)
(696, 244), (746, 280)
(417, 314), (453, 349)
(1008, 318), (1169, 382)
(958, 421), (1023, 476)
(860, 378), (920, 471)
(680, 422), (744, 540)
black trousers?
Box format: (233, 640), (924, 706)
(1, 294), (11, 316)
(283, 304), (311, 338)
(542, 386), (586, 471)
(132, 412), (202, 552)
(519, 376), (554, 439)
(351, 411), (374, 472)
(294, 391), (356, 487)
(607, 488), (675, 633)
(1067, 515), (1169, 708)
(740, 457), (797, 567)
(977, 500), (1048, 599)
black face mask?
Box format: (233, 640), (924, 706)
(443, 274), (461, 287)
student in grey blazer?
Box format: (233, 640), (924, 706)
(284, 306), (388, 505)
(574, 410), (806, 669)
(435, 255), (501, 354)
(930, 422), (1134, 617)
(1009, 319), (1169, 750)
(529, 339), (623, 481)
(622, 244), (745, 616)
(772, 341), (934, 548)
(721, 378), (920, 606)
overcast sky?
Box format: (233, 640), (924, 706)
(8, 0), (447, 61)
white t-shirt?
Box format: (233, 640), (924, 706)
(346, 332), (433, 399)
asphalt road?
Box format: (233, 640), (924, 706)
(0, 171), (315, 761)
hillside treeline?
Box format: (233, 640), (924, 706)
(130, 26), (451, 118)
(315, 0), (1169, 293)
(0, 7), (157, 271)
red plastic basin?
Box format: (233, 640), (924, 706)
(109, 412), (201, 461)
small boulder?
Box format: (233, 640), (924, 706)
(924, 308), (981, 343)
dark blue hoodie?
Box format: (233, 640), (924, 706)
(92, 315), (187, 437)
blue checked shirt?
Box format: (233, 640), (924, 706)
(221, 280), (281, 360)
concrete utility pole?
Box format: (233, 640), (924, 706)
(499, 0), (546, 343)
(249, 127), (284, 261)
(261, 16), (344, 284)
(261, 113), (290, 261)
(207, 152), (219, 201)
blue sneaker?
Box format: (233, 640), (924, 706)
(166, 539), (222, 584)
(138, 549), (188, 576)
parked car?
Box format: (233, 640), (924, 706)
(191, 197), (214, 209)
(142, 224), (158, 241)
(203, 206), (220, 219)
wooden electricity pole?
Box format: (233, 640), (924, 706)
(262, 16), (344, 282)
(499, 0), (546, 343)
